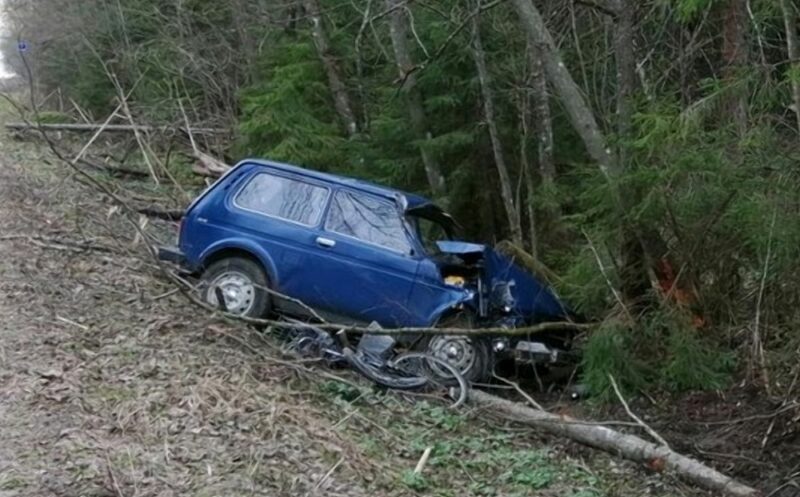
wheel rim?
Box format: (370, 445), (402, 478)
(206, 271), (256, 315)
(426, 335), (477, 378)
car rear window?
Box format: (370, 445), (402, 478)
(235, 173), (328, 226)
(326, 190), (412, 254)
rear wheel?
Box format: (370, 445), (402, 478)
(200, 257), (270, 318)
(417, 312), (493, 384)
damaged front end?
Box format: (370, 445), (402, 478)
(432, 240), (578, 368)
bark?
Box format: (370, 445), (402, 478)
(781, 0), (800, 134)
(510, 0), (615, 179)
(722, 0), (748, 135)
(610, 0), (635, 162)
(471, 11), (523, 246)
(303, 0), (359, 137)
(385, 0), (447, 198)
(609, 0), (653, 301)
(471, 390), (761, 497)
(192, 150), (232, 177)
(528, 44), (556, 187)
(519, 100), (539, 257)
(520, 41), (558, 256)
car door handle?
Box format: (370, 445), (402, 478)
(316, 236), (336, 248)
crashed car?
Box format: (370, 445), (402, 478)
(159, 159), (575, 381)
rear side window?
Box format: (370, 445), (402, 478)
(326, 190), (412, 254)
(235, 173), (328, 226)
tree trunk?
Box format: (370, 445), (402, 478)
(722, 0), (748, 135)
(385, 0), (447, 198)
(610, 0), (635, 163)
(781, 0), (800, 134)
(529, 44), (556, 188)
(471, 10), (523, 246)
(520, 99), (538, 257)
(521, 41), (558, 256)
(609, 0), (652, 300)
(510, 0), (615, 179)
(471, 390), (760, 497)
(303, 0), (359, 137)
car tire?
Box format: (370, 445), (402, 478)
(417, 311), (493, 384)
(200, 257), (271, 319)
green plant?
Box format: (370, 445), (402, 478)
(661, 323), (735, 391)
(400, 469), (429, 492)
(580, 323), (652, 400)
(317, 380), (362, 402)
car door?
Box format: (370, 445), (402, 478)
(304, 188), (421, 327)
(213, 170), (333, 307)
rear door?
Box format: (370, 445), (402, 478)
(307, 188), (421, 327)
(212, 170), (332, 305)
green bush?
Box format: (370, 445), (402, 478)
(660, 321), (735, 391)
(580, 323), (652, 400)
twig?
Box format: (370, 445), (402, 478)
(313, 456), (344, 490)
(493, 373), (545, 410)
(413, 447), (433, 474)
(56, 315), (89, 331)
(608, 374), (670, 449)
(697, 402), (799, 426)
(582, 230), (634, 323)
(72, 103), (123, 163)
(5, 122), (227, 134)
(753, 208), (776, 393)
(151, 288), (180, 301)
(104, 453), (126, 497)
(573, 0), (617, 18)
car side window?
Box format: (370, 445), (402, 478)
(235, 173), (328, 226)
(326, 190), (413, 254)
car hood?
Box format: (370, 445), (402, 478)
(436, 240), (571, 321)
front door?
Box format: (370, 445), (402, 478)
(303, 188), (420, 327)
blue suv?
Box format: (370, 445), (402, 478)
(159, 159), (573, 381)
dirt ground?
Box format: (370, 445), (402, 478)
(0, 126), (765, 496)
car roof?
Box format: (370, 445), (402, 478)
(238, 158), (434, 210)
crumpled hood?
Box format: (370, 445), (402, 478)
(436, 240), (571, 321)
(435, 241), (486, 255)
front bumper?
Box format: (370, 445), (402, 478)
(157, 245), (186, 266)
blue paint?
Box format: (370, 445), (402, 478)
(168, 158), (571, 327)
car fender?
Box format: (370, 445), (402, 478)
(198, 238), (280, 287)
(426, 288), (477, 327)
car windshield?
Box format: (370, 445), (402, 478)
(408, 214), (452, 255)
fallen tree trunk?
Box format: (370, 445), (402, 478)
(76, 158), (151, 180)
(192, 150), (231, 177)
(136, 206), (184, 221)
(470, 390), (760, 497)
(5, 122), (227, 135)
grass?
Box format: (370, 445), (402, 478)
(314, 390), (617, 497)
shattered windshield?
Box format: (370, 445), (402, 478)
(408, 214), (452, 255)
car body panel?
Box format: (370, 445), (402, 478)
(172, 158), (570, 328)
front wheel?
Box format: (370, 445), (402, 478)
(416, 312), (493, 384)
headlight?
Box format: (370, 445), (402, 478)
(444, 275), (466, 287)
